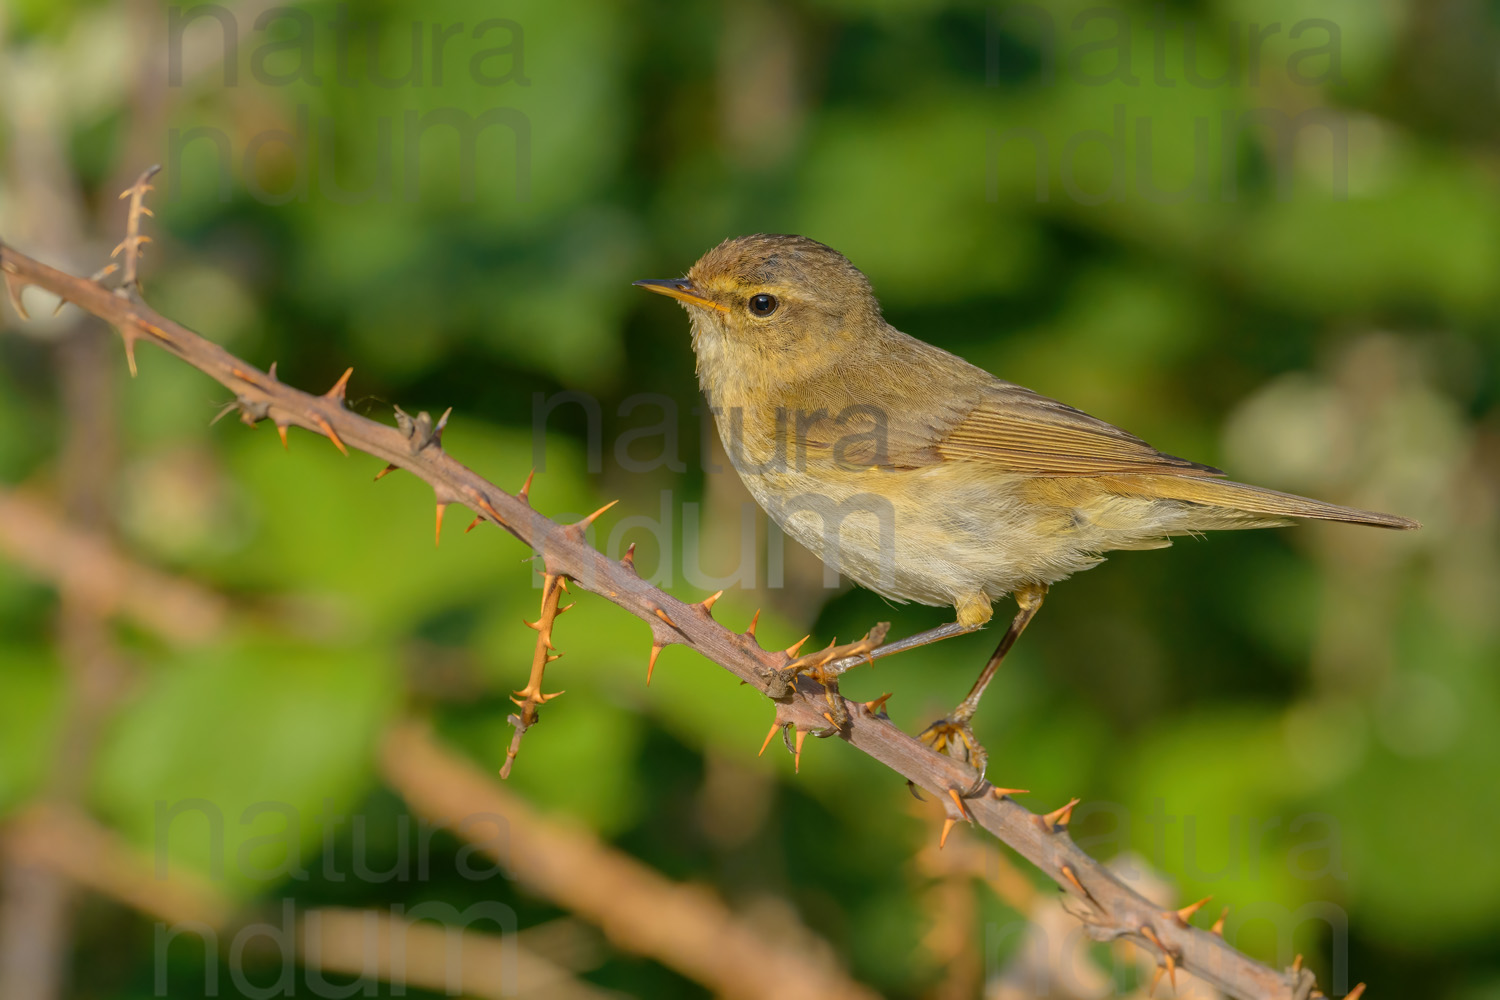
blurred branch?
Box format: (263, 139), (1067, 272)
(0, 177), (1343, 1000)
(0, 486), (230, 644)
(0, 495), (867, 996)
(0, 26), (119, 999)
(301, 908), (621, 1000)
(0, 804), (617, 999)
(382, 719), (878, 1000)
(921, 821), (1228, 999)
(2, 803), (231, 931)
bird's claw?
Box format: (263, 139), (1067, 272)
(918, 714), (989, 797)
(764, 663), (850, 735)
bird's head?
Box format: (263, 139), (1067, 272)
(635, 234), (884, 392)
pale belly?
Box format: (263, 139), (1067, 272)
(737, 464), (1110, 616)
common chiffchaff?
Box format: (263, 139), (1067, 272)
(637, 235), (1417, 784)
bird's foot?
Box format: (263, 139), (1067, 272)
(762, 623), (891, 732)
(800, 666), (850, 735)
(784, 623), (892, 680)
(918, 712), (988, 797)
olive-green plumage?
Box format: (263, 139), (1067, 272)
(639, 234), (1417, 631)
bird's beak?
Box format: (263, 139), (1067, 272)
(633, 278), (728, 312)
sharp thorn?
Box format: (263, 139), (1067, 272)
(793, 728), (807, 772)
(646, 643), (663, 685)
(475, 496), (505, 528)
(1346, 985), (1366, 1000)
(518, 468), (535, 503)
(268, 361), (279, 381)
(653, 607), (678, 629)
(374, 464), (399, 481)
(1211, 906), (1228, 936)
(700, 590), (723, 614)
(464, 515), (483, 533)
(939, 816), (957, 849)
(4, 271), (31, 320)
(324, 367), (353, 404)
(1042, 797), (1080, 830)
(622, 542), (637, 571)
(276, 423), (289, 449)
(1292, 954), (1303, 973)
(784, 634), (810, 658)
(1173, 895), (1213, 927)
(1138, 926), (1177, 991)
(990, 786), (1029, 799)
(861, 692), (892, 715)
(758, 720), (782, 757)
(947, 788), (972, 821)
(122, 334), (139, 378)
(1149, 965), (1164, 998)
(1059, 863), (1088, 898)
(576, 498), (619, 529)
(746, 608), (761, 639)
(313, 416), (348, 456)
(435, 503), (447, 547)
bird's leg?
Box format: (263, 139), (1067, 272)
(820, 620), (981, 676)
(919, 583), (1048, 796)
(771, 621), (982, 736)
(767, 623), (892, 735)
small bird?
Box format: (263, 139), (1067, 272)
(636, 234), (1417, 786)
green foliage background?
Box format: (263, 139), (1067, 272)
(1, 0), (1498, 996)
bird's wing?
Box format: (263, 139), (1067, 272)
(790, 360), (1221, 478)
(930, 384), (1223, 477)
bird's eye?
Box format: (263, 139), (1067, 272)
(748, 293), (778, 317)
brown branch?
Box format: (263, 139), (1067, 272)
(112, 165), (159, 300)
(382, 719), (879, 1000)
(2, 803), (232, 931)
(0, 805), (615, 1000)
(0, 500), (872, 996)
(0, 486), (230, 644)
(0, 191), (1351, 999)
(300, 907), (616, 1000)
(501, 571), (570, 778)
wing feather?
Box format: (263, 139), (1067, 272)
(934, 387), (1224, 477)
(780, 333), (1219, 478)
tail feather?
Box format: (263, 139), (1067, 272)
(1128, 475), (1421, 531)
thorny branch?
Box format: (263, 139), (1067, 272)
(0, 802), (620, 1000)
(502, 568), (571, 779)
(0, 170), (1364, 1000)
(0, 499), (878, 998)
(383, 719), (881, 1000)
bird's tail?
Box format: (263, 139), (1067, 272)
(1124, 475), (1420, 531)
